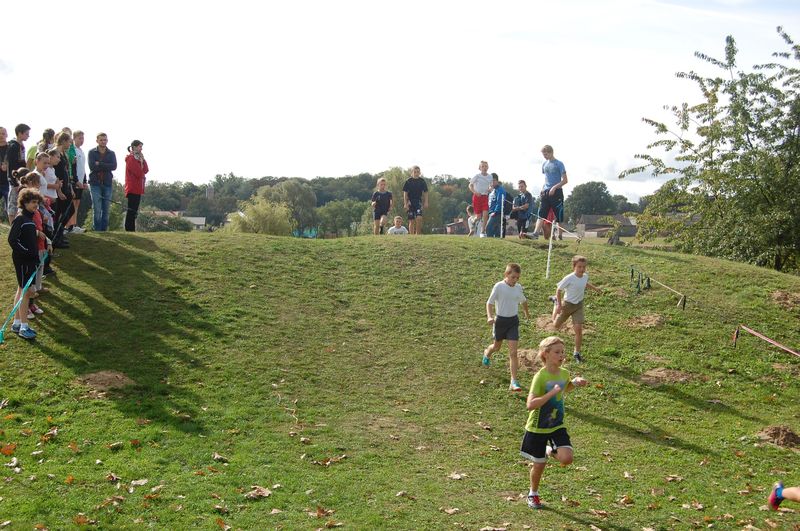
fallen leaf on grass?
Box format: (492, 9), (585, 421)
(618, 494), (634, 505)
(478, 421), (492, 431)
(68, 441), (79, 453)
(65, 475), (75, 485)
(270, 508), (282, 514)
(135, 418), (151, 425)
(20, 429), (32, 437)
(325, 521), (344, 528)
(441, 507), (460, 515)
(763, 518), (780, 529)
(311, 454), (347, 467)
(624, 471), (634, 480)
(213, 505), (229, 514)
(589, 509), (609, 518)
(300, 437), (311, 445)
(479, 527), (508, 531)
(389, 434), (400, 440)
(212, 452), (229, 463)
(448, 472), (466, 480)
(215, 517), (231, 530)
(41, 427), (58, 443)
(96, 496), (125, 509)
(665, 475), (683, 482)
(73, 514), (96, 525)
(0, 521), (10, 528)
(130, 479), (148, 487)
(130, 440), (141, 447)
(106, 442), (124, 451)
(561, 495), (580, 507)
(106, 473), (121, 482)
(308, 505), (335, 518)
(3, 457), (18, 468)
(244, 485), (272, 499)
(0, 444), (16, 456)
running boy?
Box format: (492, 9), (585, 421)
(550, 255), (601, 363)
(520, 336), (588, 509)
(402, 165), (428, 235)
(371, 177), (393, 234)
(483, 263), (531, 391)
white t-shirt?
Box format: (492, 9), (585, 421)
(487, 280), (527, 318)
(557, 272), (589, 304)
(75, 146), (86, 182)
(41, 168), (58, 200)
(470, 173), (492, 195)
(387, 225), (408, 235)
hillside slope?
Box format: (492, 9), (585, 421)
(0, 233), (798, 529)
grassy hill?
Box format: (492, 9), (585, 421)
(0, 233), (798, 529)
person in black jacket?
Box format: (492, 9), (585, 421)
(5, 124), (31, 223)
(8, 188), (43, 340)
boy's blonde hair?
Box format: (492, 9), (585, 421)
(572, 255), (587, 266)
(542, 145), (554, 153)
(538, 336), (564, 362)
(393, 215), (403, 222)
(504, 263), (521, 275)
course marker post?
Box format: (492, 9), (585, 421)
(545, 223), (555, 279)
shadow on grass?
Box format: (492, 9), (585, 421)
(542, 505), (634, 531)
(596, 360), (761, 424)
(32, 234), (218, 434)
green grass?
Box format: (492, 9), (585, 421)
(0, 233), (798, 529)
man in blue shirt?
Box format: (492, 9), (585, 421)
(533, 145), (568, 240)
(486, 173), (507, 238)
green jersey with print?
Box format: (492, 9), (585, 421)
(524, 367), (570, 433)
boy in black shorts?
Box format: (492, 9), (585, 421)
(483, 263), (530, 391)
(371, 177), (393, 234)
(402, 165), (428, 235)
(520, 336), (588, 509)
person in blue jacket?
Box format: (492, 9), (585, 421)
(87, 132), (117, 231)
(486, 173), (507, 238)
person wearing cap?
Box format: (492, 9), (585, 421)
(124, 140), (148, 232)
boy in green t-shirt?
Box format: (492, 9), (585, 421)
(520, 336), (588, 509)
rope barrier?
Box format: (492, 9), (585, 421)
(630, 265), (687, 309)
(733, 324), (800, 358)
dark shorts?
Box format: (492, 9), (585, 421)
(407, 202), (423, 220)
(520, 427), (572, 463)
(516, 217), (529, 233)
(538, 188), (564, 222)
(493, 315), (519, 341)
(373, 209), (389, 221)
(73, 187), (84, 200)
(13, 255), (37, 288)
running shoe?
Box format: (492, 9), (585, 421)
(527, 494), (542, 509)
(482, 355), (491, 366)
(509, 380), (522, 392)
(30, 304), (44, 315)
(18, 327), (37, 340)
(768, 482), (784, 511)
(573, 351), (583, 363)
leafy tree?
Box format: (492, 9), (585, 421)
(564, 181), (616, 221)
(225, 197), (293, 235)
(258, 178), (318, 233)
(136, 212), (194, 232)
(612, 194), (640, 215)
(185, 195), (237, 227)
(317, 199), (369, 237)
(144, 181), (184, 211)
(620, 28), (800, 271)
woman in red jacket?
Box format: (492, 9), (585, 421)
(124, 140), (148, 232)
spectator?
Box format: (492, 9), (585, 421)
(88, 133), (117, 231)
(124, 140), (148, 232)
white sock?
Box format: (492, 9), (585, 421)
(529, 490), (538, 497)
(20, 323), (29, 330)
(13, 319), (20, 326)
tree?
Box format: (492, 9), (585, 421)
(317, 199), (369, 237)
(376, 167), (443, 233)
(621, 28), (800, 272)
(258, 178), (318, 233)
(225, 197), (293, 236)
(612, 194), (640, 215)
(564, 181), (616, 221)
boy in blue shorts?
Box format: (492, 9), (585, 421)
(483, 263), (530, 391)
(520, 336), (588, 509)
(402, 165), (428, 235)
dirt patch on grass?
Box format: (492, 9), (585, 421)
(772, 363), (800, 377)
(534, 315), (594, 336)
(627, 314), (666, 329)
(771, 291), (800, 311)
(76, 371), (136, 398)
(640, 367), (694, 386)
(644, 353), (670, 364)
(518, 349), (543, 373)
(757, 425), (800, 448)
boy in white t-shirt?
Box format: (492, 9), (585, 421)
(386, 216), (409, 235)
(484, 263), (531, 391)
(549, 255), (601, 363)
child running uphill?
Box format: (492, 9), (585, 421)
(371, 177), (393, 235)
(550, 255), (601, 363)
(483, 263), (530, 391)
(520, 336), (588, 509)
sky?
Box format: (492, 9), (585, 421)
(1, 0), (796, 201)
